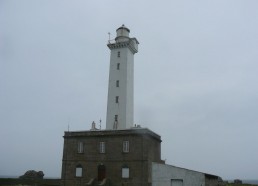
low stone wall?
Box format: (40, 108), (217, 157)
(0, 178), (60, 186)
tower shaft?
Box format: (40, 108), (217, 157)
(106, 25), (139, 130)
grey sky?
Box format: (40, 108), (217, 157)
(1, 0), (258, 180)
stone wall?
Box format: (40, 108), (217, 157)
(0, 178), (60, 186)
(61, 128), (163, 186)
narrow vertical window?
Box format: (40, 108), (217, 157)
(117, 63), (120, 70)
(114, 115), (118, 129)
(123, 141), (129, 153)
(122, 166), (129, 178)
(117, 51), (120, 57)
(116, 80), (119, 87)
(75, 165), (83, 177)
(99, 142), (105, 153)
(116, 96), (119, 103)
(78, 142), (83, 153)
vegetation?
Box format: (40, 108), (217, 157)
(226, 184), (258, 186)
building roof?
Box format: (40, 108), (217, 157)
(64, 127), (162, 142)
(116, 24), (130, 32)
(152, 162), (219, 179)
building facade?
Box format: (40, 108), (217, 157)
(61, 127), (221, 186)
(61, 128), (164, 186)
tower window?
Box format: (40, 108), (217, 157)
(116, 96), (119, 103)
(78, 141), (84, 153)
(99, 142), (105, 153)
(114, 115), (118, 129)
(117, 51), (120, 57)
(123, 141), (129, 153)
(75, 164), (83, 177)
(116, 80), (119, 87)
(117, 63), (120, 70)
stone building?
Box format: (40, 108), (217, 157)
(61, 25), (222, 186)
(61, 127), (221, 186)
(61, 127), (164, 186)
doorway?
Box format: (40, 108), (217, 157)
(98, 164), (106, 181)
(171, 179), (183, 186)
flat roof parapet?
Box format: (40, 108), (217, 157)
(64, 128), (161, 142)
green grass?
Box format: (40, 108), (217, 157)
(226, 184), (258, 186)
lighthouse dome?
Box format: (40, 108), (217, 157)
(115, 24), (130, 42)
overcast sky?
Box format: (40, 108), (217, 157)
(1, 0), (258, 180)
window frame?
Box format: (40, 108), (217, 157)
(123, 141), (129, 153)
(99, 142), (105, 153)
(122, 166), (129, 178)
(78, 141), (84, 154)
(117, 51), (120, 57)
(117, 63), (120, 70)
(75, 165), (83, 177)
(116, 80), (119, 87)
(115, 96), (119, 103)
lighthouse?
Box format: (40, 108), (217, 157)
(106, 25), (139, 130)
(61, 25), (221, 186)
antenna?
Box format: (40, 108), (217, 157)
(108, 32), (111, 43)
(68, 117), (70, 132)
(99, 118), (102, 130)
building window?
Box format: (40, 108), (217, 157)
(99, 142), (105, 153)
(116, 80), (119, 87)
(78, 142), (83, 153)
(122, 166), (129, 178)
(116, 96), (119, 103)
(117, 63), (120, 70)
(117, 51), (120, 57)
(75, 164), (83, 177)
(115, 115), (118, 121)
(123, 141), (129, 153)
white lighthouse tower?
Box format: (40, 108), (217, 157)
(106, 25), (139, 130)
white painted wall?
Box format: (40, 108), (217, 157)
(106, 26), (138, 130)
(152, 163), (206, 186)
